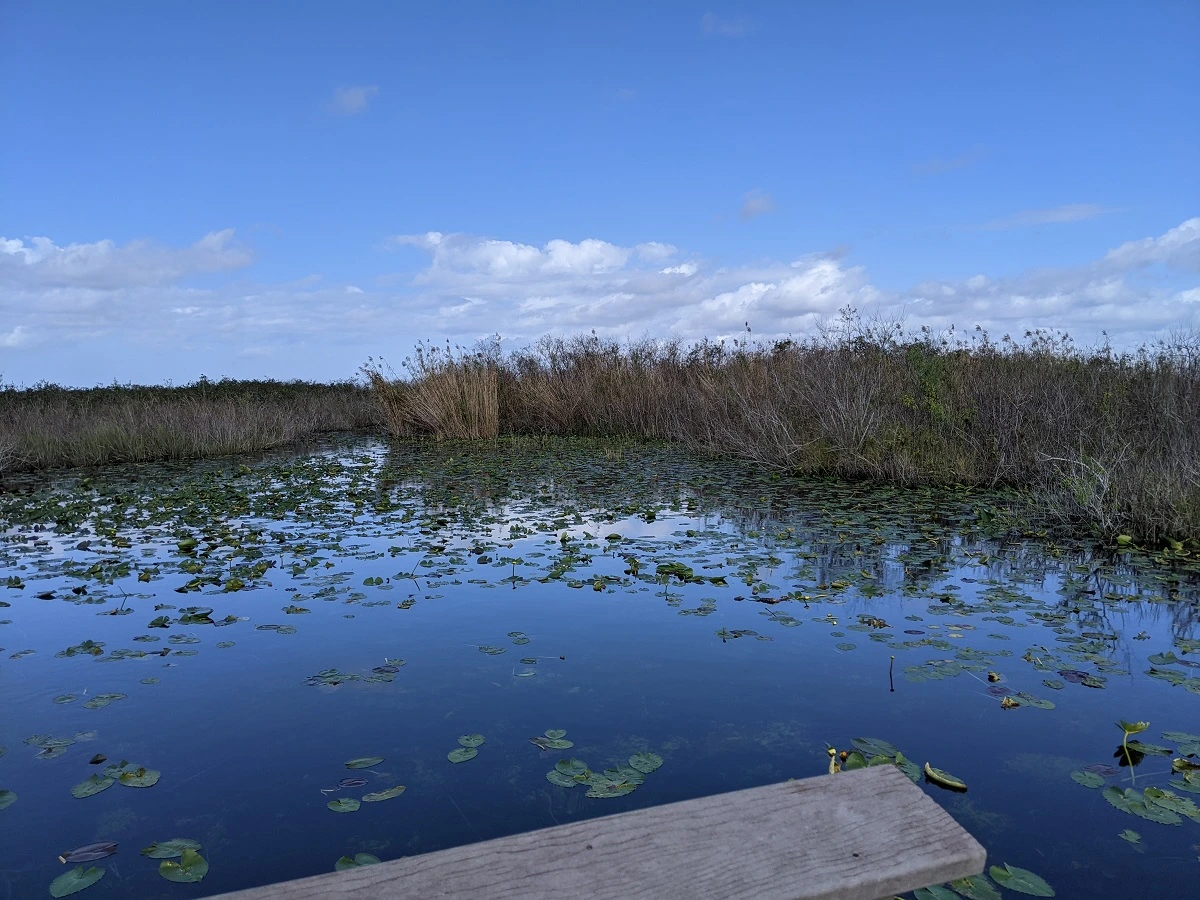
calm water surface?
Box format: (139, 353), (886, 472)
(1, 438), (1198, 899)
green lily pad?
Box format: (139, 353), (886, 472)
(585, 780), (638, 799)
(914, 887), (959, 900)
(49, 866), (105, 897)
(554, 758), (589, 777)
(948, 874), (1002, 900)
(546, 770), (578, 788)
(53, 694), (78, 704)
(988, 863), (1055, 896)
(70, 775), (114, 799)
(362, 785), (406, 802)
(0, 789), (16, 810)
(457, 734), (485, 748)
(1070, 771), (1105, 788)
(81, 693), (126, 710)
(335, 853), (381, 871)
(141, 838), (202, 859)
(1119, 828), (1140, 843)
(447, 747), (478, 764)
(345, 756), (384, 769)
(924, 763), (967, 792)
(628, 752), (663, 774)
(158, 848), (209, 883)
(544, 729), (567, 740)
(327, 798), (361, 813)
(116, 766), (160, 788)
(851, 737), (900, 758)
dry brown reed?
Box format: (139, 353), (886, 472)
(0, 378), (378, 473)
(368, 320), (1200, 542)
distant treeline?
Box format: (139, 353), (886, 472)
(364, 321), (1200, 543)
(0, 378), (379, 473)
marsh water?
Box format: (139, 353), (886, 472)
(1, 437), (1198, 899)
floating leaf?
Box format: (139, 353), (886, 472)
(58, 842), (118, 864)
(546, 770), (578, 788)
(70, 775), (114, 799)
(158, 848), (209, 883)
(924, 763), (967, 792)
(0, 789), (16, 810)
(544, 729), (567, 740)
(327, 798), (360, 813)
(851, 737), (900, 758)
(554, 758), (588, 777)
(335, 853), (381, 871)
(141, 839), (202, 859)
(1118, 828), (1140, 843)
(948, 874), (1002, 900)
(628, 752), (663, 774)
(344, 756), (384, 769)
(362, 785), (406, 802)
(447, 747), (478, 764)
(457, 734), (485, 748)
(914, 888), (959, 900)
(82, 693), (127, 711)
(1070, 771), (1105, 789)
(49, 866), (105, 897)
(988, 863), (1055, 896)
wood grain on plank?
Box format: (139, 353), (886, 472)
(207, 764), (985, 900)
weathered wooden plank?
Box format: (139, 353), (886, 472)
(207, 765), (984, 900)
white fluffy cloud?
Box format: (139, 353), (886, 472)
(0, 230), (252, 290)
(329, 85), (379, 115)
(1, 220), (1197, 384)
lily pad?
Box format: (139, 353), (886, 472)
(628, 752), (663, 774)
(362, 785), (406, 802)
(457, 734), (485, 748)
(141, 838), (202, 859)
(1118, 828), (1140, 843)
(0, 789), (16, 810)
(345, 756), (384, 769)
(988, 863), (1055, 896)
(81, 693), (126, 710)
(335, 853), (381, 871)
(49, 866), (105, 897)
(114, 766), (160, 788)
(555, 758), (589, 777)
(327, 798), (361, 813)
(158, 848), (209, 883)
(914, 887), (960, 900)
(1070, 771), (1105, 789)
(544, 729), (567, 740)
(546, 770), (578, 788)
(948, 874), (1002, 900)
(70, 775), (114, 799)
(851, 737), (900, 758)
(447, 747), (478, 764)
(924, 762), (967, 792)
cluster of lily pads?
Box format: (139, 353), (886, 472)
(48, 837), (209, 897)
(545, 751), (664, 799)
(448, 734), (486, 764)
(325, 756), (407, 812)
(1, 437), (1198, 898)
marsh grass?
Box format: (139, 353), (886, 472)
(366, 320), (1200, 542)
(0, 378), (379, 473)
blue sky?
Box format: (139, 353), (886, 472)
(2, 2), (1197, 386)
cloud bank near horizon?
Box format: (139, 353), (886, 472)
(1, 219), (1197, 384)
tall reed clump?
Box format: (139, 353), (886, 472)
(361, 342), (498, 440)
(368, 319), (1200, 543)
(0, 378), (379, 474)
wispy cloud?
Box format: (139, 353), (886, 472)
(329, 84), (379, 115)
(701, 12), (750, 37)
(979, 203), (1117, 231)
(739, 189), (776, 221)
(910, 145), (987, 175)
(2, 220), (1197, 384)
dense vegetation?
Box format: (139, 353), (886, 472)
(0, 378), (379, 473)
(364, 321), (1200, 543)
